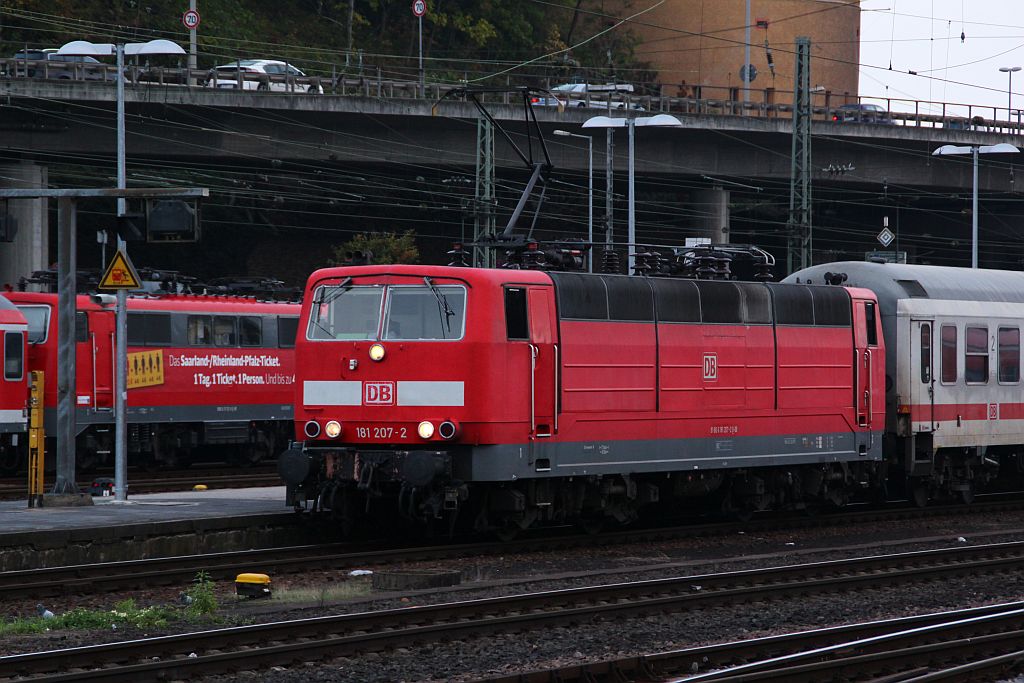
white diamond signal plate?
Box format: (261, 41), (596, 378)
(877, 228), (895, 247)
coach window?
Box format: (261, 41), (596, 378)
(214, 316), (238, 346)
(4, 332), (22, 381)
(941, 325), (957, 383)
(920, 324), (931, 383)
(505, 288), (529, 340)
(278, 316), (298, 348)
(240, 317), (262, 347)
(187, 315), (213, 346)
(999, 327), (1020, 383)
(965, 325), (989, 384)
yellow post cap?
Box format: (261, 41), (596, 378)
(192, 484), (208, 491)
(235, 573), (271, 585)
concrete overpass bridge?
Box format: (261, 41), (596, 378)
(0, 79), (1020, 283)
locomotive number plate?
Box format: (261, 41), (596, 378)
(354, 426), (409, 440)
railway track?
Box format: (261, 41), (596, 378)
(5, 496), (1024, 600)
(5, 497), (1024, 600)
(0, 467), (279, 499)
(4, 540), (1024, 680)
(478, 601), (1024, 682)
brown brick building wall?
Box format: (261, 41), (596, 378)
(612, 0), (860, 104)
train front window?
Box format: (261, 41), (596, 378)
(15, 306), (49, 344)
(307, 285), (383, 340)
(384, 285), (465, 341)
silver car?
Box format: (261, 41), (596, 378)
(532, 82), (643, 110)
(206, 59), (323, 93)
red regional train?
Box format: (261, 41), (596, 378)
(0, 291), (299, 474)
(279, 262), (890, 535)
(0, 297), (28, 473)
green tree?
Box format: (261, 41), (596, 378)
(332, 229), (419, 265)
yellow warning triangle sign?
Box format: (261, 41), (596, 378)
(98, 250), (142, 290)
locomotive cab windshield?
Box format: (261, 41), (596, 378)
(307, 282), (466, 341)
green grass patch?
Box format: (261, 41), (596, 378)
(0, 599), (178, 636)
(268, 580), (372, 605)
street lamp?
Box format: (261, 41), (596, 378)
(59, 39), (186, 504)
(554, 130), (593, 272)
(932, 143), (1020, 268)
(58, 40), (186, 217)
(999, 66), (1021, 124)
(582, 114), (682, 273)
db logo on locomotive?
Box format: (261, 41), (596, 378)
(703, 353), (718, 381)
(364, 381), (395, 405)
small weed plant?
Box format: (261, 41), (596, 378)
(0, 571), (221, 636)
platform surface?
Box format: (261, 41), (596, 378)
(0, 486), (289, 536)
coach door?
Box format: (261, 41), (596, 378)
(527, 287), (557, 437)
(912, 320), (936, 432)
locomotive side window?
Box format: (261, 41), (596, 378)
(240, 316), (262, 347)
(16, 305), (49, 344)
(278, 316), (298, 347)
(75, 312), (89, 343)
(505, 288), (529, 340)
(965, 325), (989, 384)
(941, 325), (957, 383)
(383, 285), (466, 340)
(188, 315), (213, 346)
(920, 324), (931, 383)
(214, 316), (238, 346)
(998, 327), (1020, 383)
(865, 302), (878, 346)
(307, 285), (383, 340)
(4, 331), (22, 381)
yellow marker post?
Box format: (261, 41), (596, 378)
(27, 371), (44, 508)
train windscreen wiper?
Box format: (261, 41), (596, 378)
(423, 276), (455, 338)
(310, 277), (351, 338)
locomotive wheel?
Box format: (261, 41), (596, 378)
(960, 482), (976, 505)
(578, 515), (606, 536)
(494, 519), (521, 542)
(911, 479), (930, 508)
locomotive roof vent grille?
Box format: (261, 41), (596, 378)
(896, 279), (929, 298)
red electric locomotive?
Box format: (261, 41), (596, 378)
(280, 264), (886, 534)
(0, 291), (299, 473)
(0, 297), (28, 475)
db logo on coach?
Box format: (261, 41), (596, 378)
(703, 353), (718, 381)
(364, 381), (395, 405)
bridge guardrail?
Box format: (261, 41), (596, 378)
(1, 59), (1021, 135)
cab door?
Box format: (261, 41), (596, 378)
(852, 299), (877, 427)
(527, 287), (557, 437)
(911, 319), (936, 432)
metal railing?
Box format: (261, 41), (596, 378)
(2, 58), (1021, 135)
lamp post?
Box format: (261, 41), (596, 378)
(932, 143), (1020, 268)
(554, 130), (593, 272)
(999, 66), (1021, 124)
(58, 39), (186, 503)
(582, 114), (682, 273)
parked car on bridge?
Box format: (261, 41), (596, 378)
(205, 59), (323, 93)
(831, 103), (895, 124)
(10, 49), (108, 80)
(531, 82), (644, 110)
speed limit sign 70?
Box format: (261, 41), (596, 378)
(182, 9), (201, 30)
(412, 0), (426, 17)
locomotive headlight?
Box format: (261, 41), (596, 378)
(438, 420), (459, 440)
(417, 421), (435, 439)
(303, 420), (321, 438)
(324, 420), (342, 438)
(368, 343), (386, 362)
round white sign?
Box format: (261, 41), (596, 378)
(182, 9), (201, 30)
(412, 0), (426, 17)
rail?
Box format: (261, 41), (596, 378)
(2, 58), (1022, 134)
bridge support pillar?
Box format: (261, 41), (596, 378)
(692, 186), (730, 244)
(0, 162), (48, 288)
